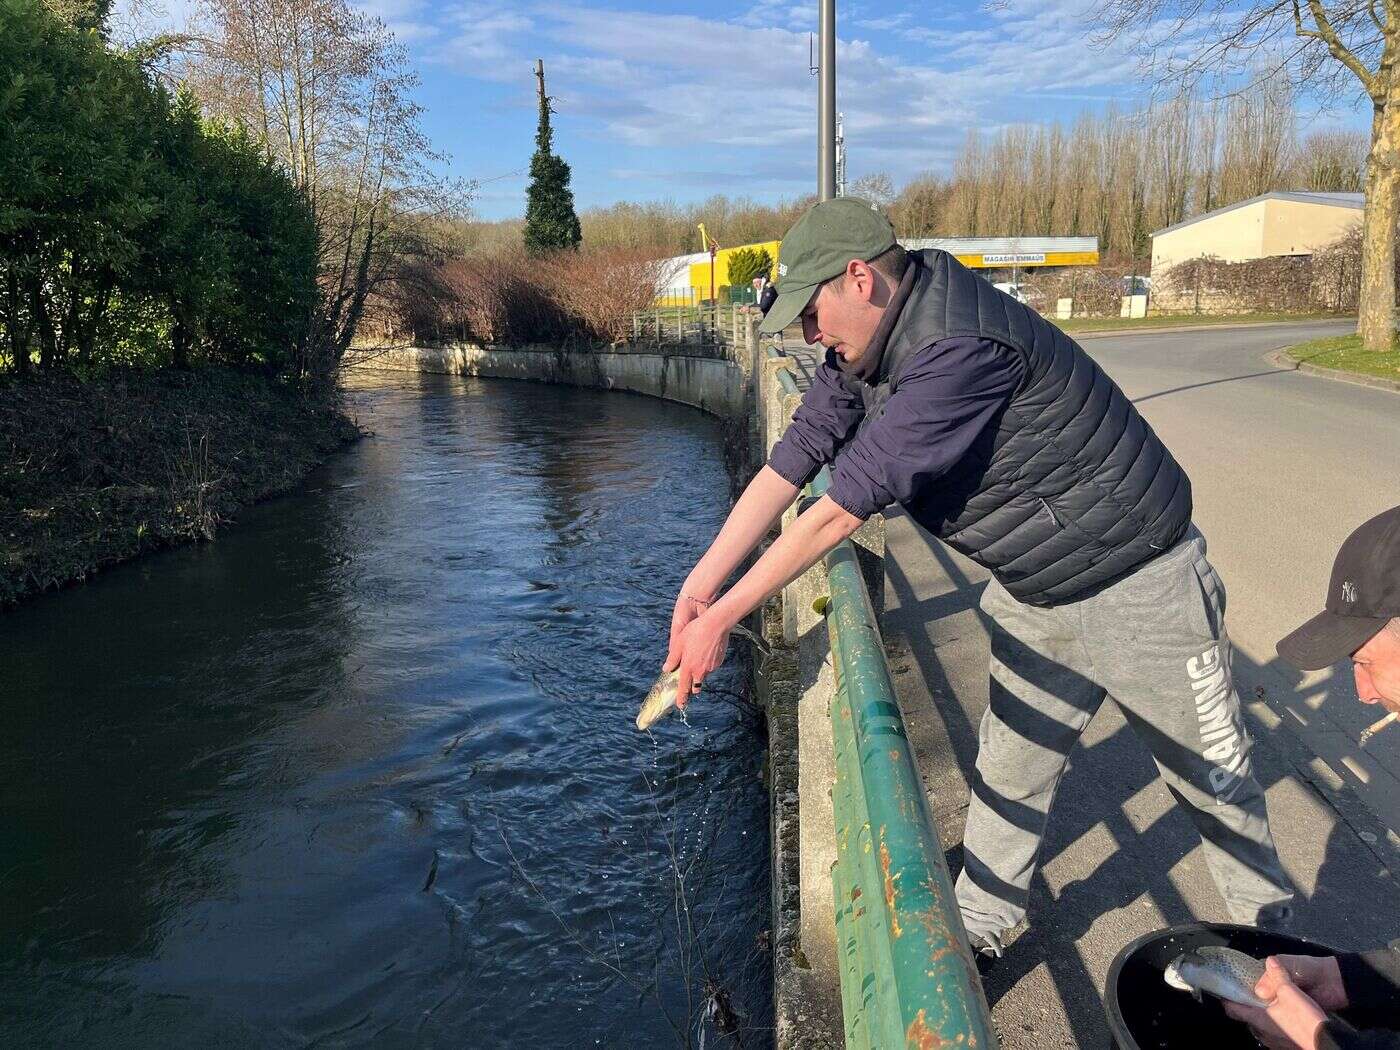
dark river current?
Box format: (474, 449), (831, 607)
(1, 373), (772, 1048)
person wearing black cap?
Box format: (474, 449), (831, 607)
(662, 196), (1294, 960)
(1224, 505), (1400, 1050)
(1276, 504), (1400, 708)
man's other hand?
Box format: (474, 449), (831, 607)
(1257, 955), (1347, 1010)
(666, 613), (731, 711)
(1223, 957), (1330, 1050)
(665, 593), (711, 674)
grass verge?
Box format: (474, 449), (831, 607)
(1285, 334), (1400, 384)
(1056, 311), (1352, 334)
(0, 368), (360, 606)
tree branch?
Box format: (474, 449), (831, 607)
(1297, 0), (1383, 98)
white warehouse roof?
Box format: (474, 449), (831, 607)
(1152, 191), (1364, 239)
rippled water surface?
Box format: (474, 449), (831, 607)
(1, 373), (771, 1048)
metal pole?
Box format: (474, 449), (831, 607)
(818, 0), (836, 201)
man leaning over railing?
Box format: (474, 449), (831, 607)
(662, 197), (1294, 967)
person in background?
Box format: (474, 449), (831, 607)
(1225, 505), (1400, 1049)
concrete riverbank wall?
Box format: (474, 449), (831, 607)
(358, 331), (845, 1048)
(358, 343), (749, 420)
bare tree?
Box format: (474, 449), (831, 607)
(1151, 94), (1197, 232)
(184, 0), (467, 378)
(1294, 128), (1369, 189)
(849, 172), (896, 207)
(1195, 98), (1224, 215)
(1093, 0), (1398, 347)
(1217, 78), (1296, 203)
(888, 175), (952, 236)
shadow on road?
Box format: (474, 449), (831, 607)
(1130, 368), (1291, 405)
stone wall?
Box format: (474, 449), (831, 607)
(361, 343), (750, 421)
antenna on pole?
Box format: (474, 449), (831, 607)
(835, 112), (846, 198)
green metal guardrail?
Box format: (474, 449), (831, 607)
(810, 469), (994, 1050)
(765, 347), (994, 1047)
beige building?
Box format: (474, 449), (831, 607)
(1150, 191), (1363, 287)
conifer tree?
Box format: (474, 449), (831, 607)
(523, 60), (581, 256)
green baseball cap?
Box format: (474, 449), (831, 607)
(758, 197), (897, 334)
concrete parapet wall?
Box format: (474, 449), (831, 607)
(366, 343), (749, 420)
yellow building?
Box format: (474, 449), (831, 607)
(1150, 191), (1363, 289)
(686, 240), (782, 302)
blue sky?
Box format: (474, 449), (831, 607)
(126, 0), (1372, 220)
(381, 0), (1165, 218)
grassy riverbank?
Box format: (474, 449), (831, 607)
(1285, 334), (1400, 383)
(0, 369), (359, 606)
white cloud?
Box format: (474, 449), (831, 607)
(734, 1), (813, 32)
(433, 3), (536, 78)
(427, 1), (989, 175)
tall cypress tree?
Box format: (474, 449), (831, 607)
(523, 60), (582, 256)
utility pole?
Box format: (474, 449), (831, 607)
(835, 112), (846, 198)
(818, 0), (836, 200)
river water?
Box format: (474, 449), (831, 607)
(1, 373), (772, 1048)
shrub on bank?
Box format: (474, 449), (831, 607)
(0, 0), (319, 379)
(1022, 266), (1129, 317)
(1157, 227), (1382, 314)
(375, 248), (666, 347)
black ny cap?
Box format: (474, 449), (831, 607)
(1277, 505), (1400, 670)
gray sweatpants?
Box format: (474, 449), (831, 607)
(954, 527), (1294, 950)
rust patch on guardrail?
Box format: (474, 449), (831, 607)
(880, 832), (902, 938)
(906, 1007), (969, 1048)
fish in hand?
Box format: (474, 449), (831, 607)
(1163, 945), (1270, 1009)
(635, 624), (769, 731)
(635, 668), (683, 731)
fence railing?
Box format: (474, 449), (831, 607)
(630, 301), (750, 351)
(763, 343), (996, 1049)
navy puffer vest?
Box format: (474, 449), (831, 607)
(863, 250), (1191, 606)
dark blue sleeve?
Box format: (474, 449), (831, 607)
(825, 338), (1022, 520)
(766, 349), (866, 488)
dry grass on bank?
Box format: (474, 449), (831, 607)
(0, 369), (359, 605)
(374, 248), (667, 347)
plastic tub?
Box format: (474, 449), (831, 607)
(1104, 922), (1339, 1049)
